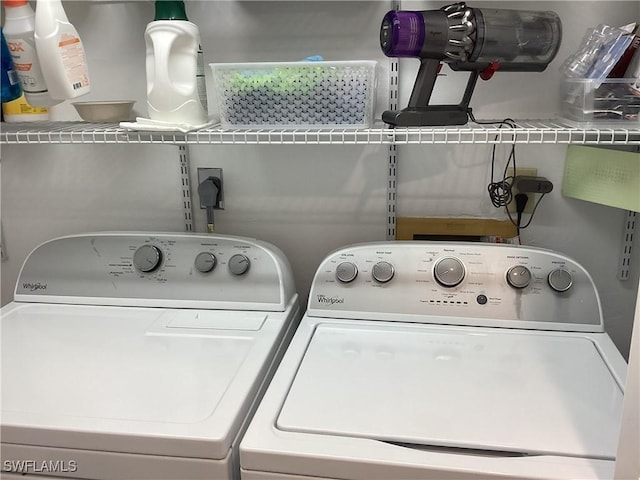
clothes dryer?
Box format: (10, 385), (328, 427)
(1, 232), (301, 480)
(240, 242), (626, 480)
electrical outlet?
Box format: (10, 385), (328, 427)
(197, 168), (224, 209)
(506, 167), (537, 214)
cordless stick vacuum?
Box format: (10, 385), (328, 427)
(380, 2), (562, 126)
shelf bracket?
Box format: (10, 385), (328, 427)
(619, 210), (637, 281)
(386, 0), (400, 241)
(178, 145), (194, 232)
(387, 143), (397, 241)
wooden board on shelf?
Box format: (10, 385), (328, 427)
(396, 217), (517, 241)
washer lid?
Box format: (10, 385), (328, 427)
(1, 302), (290, 460)
(276, 323), (624, 459)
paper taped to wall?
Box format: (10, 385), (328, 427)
(562, 145), (640, 212)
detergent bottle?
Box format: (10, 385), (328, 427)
(34, 0), (90, 101)
(1, 28), (22, 103)
(2, 94), (49, 122)
(3, 0), (61, 107)
(145, 0), (208, 125)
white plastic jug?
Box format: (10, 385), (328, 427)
(145, 20), (208, 125)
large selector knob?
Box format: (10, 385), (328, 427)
(133, 244), (163, 273)
(372, 261), (394, 283)
(507, 265), (532, 289)
(228, 254), (250, 275)
(195, 252), (217, 273)
(548, 268), (573, 292)
(434, 257), (465, 287)
(336, 261), (358, 283)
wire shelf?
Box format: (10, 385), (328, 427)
(1, 120), (639, 145)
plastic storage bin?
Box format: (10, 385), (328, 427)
(210, 60), (376, 129)
(561, 78), (640, 126)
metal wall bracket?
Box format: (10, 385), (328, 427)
(619, 211), (637, 281)
(178, 145), (194, 232)
(386, 0), (400, 241)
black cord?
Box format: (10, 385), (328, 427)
(468, 111), (548, 235)
(518, 193), (547, 229)
(467, 109), (516, 128)
(505, 193), (548, 237)
(467, 111), (518, 209)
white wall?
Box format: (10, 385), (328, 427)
(1, 1), (638, 358)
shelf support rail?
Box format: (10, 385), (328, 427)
(178, 145), (194, 232)
(386, 0), (400, 241)
(619, 210), (637, 281)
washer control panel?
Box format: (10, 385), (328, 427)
(308, 242), (602, 331)
(15, 233), (296, 310)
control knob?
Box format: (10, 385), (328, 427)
(133, 244), (163, 273)
(195, 252), (217, 273)
(506, 265), (532, 289)
(372, 261), (394, 283)
(336, 262), (358, 283)
(548, 268), (572, 292)
(434, 257), (465, 287)
(228, 254), (250, 275)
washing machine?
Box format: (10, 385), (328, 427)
(240, 241), (627, 480)
(0, 232), (301, 480)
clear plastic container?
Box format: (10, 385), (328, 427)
(210, 61), (377, 129)
(561, 78), (640, 126)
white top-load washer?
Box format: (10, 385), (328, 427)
(1, 232), (301, 480)
(240, 242), (627, 480)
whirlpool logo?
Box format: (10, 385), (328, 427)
(316, 294), (344, 305)
(22, 282), (47, 292)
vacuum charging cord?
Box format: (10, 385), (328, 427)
(515, 193), (529, 235)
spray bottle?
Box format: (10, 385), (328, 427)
(34, 0), (90, 101)
(145, 0), (208, 125)
(3, 0), (60, 107)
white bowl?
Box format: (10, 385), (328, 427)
(73, 101), (135, 122)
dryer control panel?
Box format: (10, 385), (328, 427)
(308, 242), (602, 331)
(15, 232), (296, 311)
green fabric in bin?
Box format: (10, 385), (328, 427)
(562, 145), (640, 213)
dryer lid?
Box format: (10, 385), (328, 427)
(1, 302), (288, 460)
(276, 323), (624, 459)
